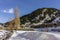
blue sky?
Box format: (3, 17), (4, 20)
(0, 0), (60, 23)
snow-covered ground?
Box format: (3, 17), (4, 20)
(0, 30), (60, 40)
(8, 31), (60, 40)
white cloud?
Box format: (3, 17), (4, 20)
(2, 8), (14, 13)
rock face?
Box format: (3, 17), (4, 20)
(8, 31), (60, 40)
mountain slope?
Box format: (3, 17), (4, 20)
(20, 8), (60, 27)
(5, 8), (60, 28)
(21, 8), (59, 23)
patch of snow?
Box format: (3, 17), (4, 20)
(53, 11), (58, 14)
(52, 17), (60, 23)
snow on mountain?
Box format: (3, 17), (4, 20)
(52, 17), (60, 23)
(5, 8), (60, 28)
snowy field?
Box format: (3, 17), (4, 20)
(8, 31), (60, 40)
(0, 30), (60, 40)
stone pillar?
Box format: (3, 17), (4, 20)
(14, 7), (21, 30)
